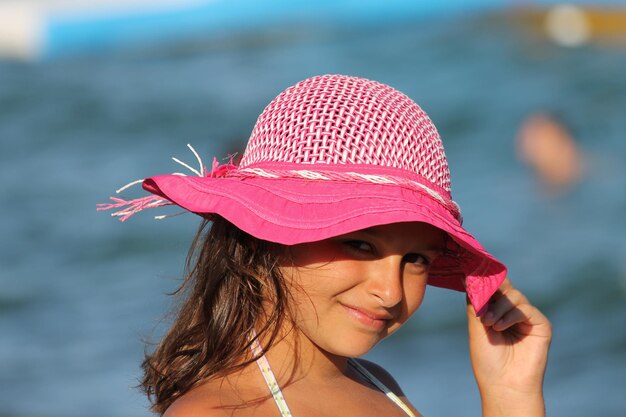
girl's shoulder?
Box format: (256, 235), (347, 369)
(162, 373), (274, 417)
(162, 382), (223, 417)
(163, 360), (414, 417)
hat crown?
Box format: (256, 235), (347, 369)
(240, 74), (451, 193)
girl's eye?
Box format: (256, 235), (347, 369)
(345, 240), (374, 253)
(402, 253), (430, 266)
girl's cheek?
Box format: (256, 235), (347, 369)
(405, 288), (427, 317)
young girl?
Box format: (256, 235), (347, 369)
(100, 74), (551, 417)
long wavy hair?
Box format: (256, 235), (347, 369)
(140, 215), (291, 414)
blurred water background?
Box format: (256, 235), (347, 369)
(1, 2), (625, 416)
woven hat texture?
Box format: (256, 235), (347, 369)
(99, 74), (506, 312)
(241, 75), (451, 193)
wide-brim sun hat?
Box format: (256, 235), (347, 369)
(99, 74), (506, 313)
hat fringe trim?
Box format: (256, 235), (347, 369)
(97, 195), (175, 222)
(97, 144), (237, 221)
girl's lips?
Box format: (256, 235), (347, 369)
(341, 304), (391, 331)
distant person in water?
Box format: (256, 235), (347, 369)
(517, 112), (583, 194)
(100, 75), (552, 416)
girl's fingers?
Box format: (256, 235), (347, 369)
(491, 304), (529, 331)
(470, 278), (551, 339)
(489, 301), (552, 339)
(480, 287), (528, 327)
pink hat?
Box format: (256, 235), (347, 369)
(99, 74), (506, 313)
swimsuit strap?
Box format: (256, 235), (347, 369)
(249, 334), (414, 417)
(348, 358), (417, 417)
(250, 336), (293, 417)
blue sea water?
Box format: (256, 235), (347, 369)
(1, 12), (625, 417)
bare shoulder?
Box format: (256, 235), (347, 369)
(162, 373), (272, 417)
(162, 388), (220, 417)
(162, 380), (234, 417)
(163, 399), (209, 417)
(353, 358), (406, 395)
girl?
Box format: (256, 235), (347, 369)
(100, 74), (551, 416)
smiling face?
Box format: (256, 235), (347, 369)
(280, 222), (447, 358)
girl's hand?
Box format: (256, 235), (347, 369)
(467, 277), (552, 417)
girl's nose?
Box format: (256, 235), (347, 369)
(365, 256), (404, 308)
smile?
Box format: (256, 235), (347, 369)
(341, 304), (392, 331)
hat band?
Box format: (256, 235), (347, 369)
(230, 166), (462, 223)
(97, 144), (462, 224)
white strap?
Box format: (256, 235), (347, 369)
(249, 337), (293, 417)
(249, 332), (415, 417)
(348, 358), (417, 417)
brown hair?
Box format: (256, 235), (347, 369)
(140, 215), (290, 414)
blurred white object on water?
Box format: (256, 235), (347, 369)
(0, 0), (214, 61)
(0, 2), (44, 60)
(545, 4), (591, 47)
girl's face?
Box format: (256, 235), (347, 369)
(281, 222), (447, 358)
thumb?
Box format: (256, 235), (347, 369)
(466, 296), (488, 338)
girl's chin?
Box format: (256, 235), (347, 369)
(295, 326), (389, 358)
(315, 336), (384, 358)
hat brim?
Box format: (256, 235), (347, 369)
(143, 174), (506, 312)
